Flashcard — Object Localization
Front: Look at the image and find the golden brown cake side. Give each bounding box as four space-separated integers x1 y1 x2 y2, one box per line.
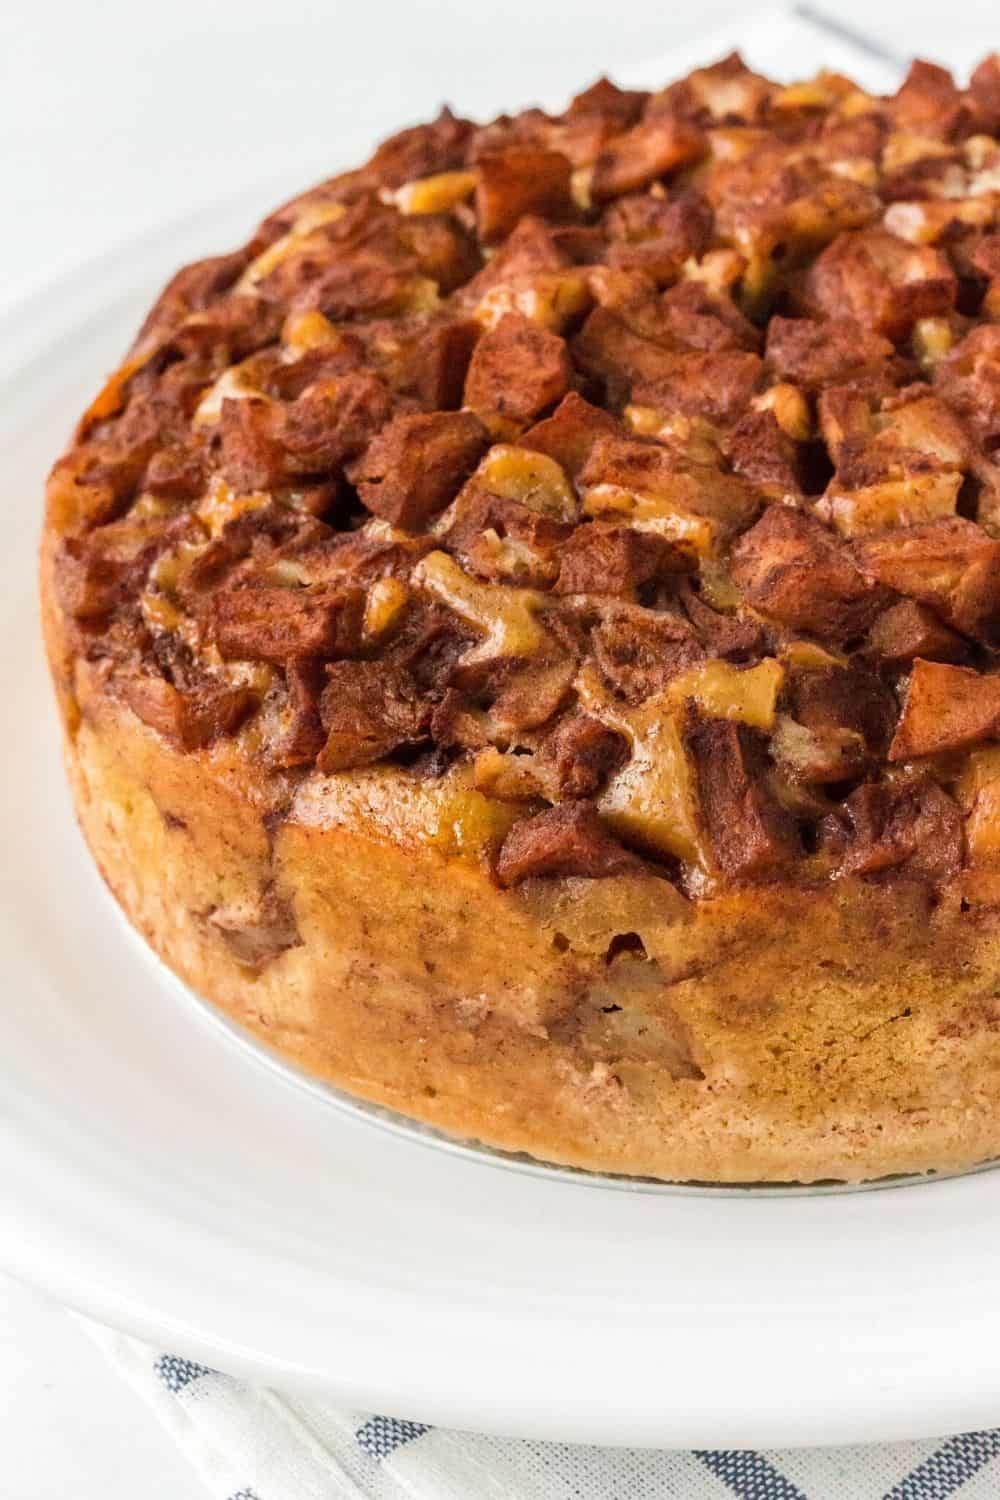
40 52 1000 1181
42 561 1000 1184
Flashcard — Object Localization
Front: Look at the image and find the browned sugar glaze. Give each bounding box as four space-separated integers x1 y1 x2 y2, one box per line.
48 52 1000 899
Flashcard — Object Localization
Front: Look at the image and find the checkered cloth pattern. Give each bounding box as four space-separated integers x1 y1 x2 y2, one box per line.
80 1319 1000 1500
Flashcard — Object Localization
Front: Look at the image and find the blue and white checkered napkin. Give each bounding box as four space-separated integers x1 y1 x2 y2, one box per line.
79 1317 1000 1500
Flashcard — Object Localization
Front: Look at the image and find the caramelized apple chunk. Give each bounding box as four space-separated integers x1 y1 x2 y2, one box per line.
890 659 1000 760
730 507 882 639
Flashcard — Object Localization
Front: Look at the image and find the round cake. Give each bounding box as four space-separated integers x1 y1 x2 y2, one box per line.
41 51 1000 1183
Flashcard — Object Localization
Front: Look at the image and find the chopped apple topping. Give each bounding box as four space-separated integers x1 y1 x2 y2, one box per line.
235 202 347 291
412 550 548 662
363 577 409 640
395 169 478 215
576 666 705 866
818 471 963 537
670 657 784 732
472 443 578 521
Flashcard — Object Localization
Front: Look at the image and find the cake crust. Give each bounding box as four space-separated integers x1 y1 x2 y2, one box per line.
40 50 1000 1181
45 598 1000 1182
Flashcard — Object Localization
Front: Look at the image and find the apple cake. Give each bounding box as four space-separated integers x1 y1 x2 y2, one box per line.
41 51 1000 1182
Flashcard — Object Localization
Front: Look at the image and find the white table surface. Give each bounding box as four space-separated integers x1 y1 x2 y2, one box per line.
2 1 996 1494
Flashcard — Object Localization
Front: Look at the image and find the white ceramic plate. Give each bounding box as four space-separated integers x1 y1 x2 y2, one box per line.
5 185 1000 1453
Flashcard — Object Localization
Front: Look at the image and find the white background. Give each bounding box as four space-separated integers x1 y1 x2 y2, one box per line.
2 1 998 1494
